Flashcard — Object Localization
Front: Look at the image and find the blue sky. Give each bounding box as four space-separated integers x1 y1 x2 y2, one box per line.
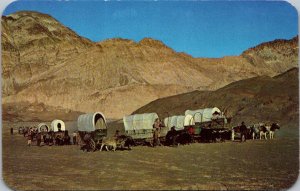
2 0 298 58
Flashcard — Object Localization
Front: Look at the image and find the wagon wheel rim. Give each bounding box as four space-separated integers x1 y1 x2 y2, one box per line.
89 139 96 151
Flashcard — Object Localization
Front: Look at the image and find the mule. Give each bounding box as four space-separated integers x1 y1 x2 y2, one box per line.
165 129 192 146
266 123 280 139
258 124 268 140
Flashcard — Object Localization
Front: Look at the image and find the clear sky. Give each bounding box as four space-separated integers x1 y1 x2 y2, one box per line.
2 0 298 58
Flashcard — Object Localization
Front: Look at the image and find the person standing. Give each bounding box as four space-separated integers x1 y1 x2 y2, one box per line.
153 118 161 147
37 133 42 146
10 127 13 135
27 128 32 146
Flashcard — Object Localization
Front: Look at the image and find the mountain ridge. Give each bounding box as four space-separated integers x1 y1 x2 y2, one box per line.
1 11 298 120
133 68 299 127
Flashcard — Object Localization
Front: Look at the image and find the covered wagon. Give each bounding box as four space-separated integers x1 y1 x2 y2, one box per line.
51 119 65 132
123 113 165 145
185 107 231 142
185 107 223 123
49 119 70 145
38 123 50 133
77 112 107 151
163 115 195 145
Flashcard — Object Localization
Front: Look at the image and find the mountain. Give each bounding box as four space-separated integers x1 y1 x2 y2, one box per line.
133 68 299 127
1 11 298 121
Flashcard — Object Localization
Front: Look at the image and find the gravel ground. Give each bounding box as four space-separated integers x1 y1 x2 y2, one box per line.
2 122 299 190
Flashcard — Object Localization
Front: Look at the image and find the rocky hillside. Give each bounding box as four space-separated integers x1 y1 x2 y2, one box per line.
1 11 298 121
134 68 299 127
2 11 93 96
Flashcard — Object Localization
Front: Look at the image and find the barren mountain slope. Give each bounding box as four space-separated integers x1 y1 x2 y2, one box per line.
1 11 298 121
2 11 94 96
134 68 299 127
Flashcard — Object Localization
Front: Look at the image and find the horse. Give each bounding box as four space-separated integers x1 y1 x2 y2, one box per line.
249 124 261 140
252 123 269 139
63 134 71 145
55 135 64 145
62 130 71 145
46 131 54 146
22 127 29 137
165 128 192 146
248 123 269 140
258 124 268 140
266 123 280 139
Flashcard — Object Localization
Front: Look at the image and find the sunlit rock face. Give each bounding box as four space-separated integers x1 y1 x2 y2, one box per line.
2 11 298 120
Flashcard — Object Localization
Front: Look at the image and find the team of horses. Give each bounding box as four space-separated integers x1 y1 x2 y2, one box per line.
232 122 280 141
18 126 71 146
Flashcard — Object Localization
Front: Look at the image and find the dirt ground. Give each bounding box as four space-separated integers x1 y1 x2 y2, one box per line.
2 122 299 190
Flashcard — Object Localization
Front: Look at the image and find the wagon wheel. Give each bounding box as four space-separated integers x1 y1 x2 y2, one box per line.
89 139 96 151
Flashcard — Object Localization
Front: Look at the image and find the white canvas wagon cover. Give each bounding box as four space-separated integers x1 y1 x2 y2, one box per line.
77 112 107 132
123 113 159 131
164 115 195 130
38 123 49 132
184 114 195 127
185 107 221 123
164 115 183 130
51 119 66 132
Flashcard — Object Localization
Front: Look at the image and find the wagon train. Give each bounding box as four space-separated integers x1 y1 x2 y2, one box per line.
76 112 108 151
17 106 280 149
122 107 232 146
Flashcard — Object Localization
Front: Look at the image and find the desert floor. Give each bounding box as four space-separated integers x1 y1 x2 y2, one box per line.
2 122 299 190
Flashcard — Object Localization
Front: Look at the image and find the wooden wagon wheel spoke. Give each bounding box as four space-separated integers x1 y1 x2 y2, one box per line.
89 139 96 151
